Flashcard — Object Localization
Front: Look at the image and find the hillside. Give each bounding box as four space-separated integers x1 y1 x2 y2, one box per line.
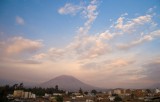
40 75 101 91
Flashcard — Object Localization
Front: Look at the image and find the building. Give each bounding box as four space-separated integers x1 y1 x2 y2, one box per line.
24 92 32 98
31 93 36 99
108 96 115 101
113 89 121 95
13 90 24 98
155 88 160 94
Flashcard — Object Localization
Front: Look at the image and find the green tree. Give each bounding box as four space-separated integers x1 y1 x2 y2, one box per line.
91 89 97 95
19 83 23 90
84 91 88 95
56 95 63 102
0 86 9 102
114 96 122 102
79 88 83 94
55 85 59 92
13 84 18 89
146 89 151 93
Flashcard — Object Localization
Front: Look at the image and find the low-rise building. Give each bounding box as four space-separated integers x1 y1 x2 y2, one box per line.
53 93 63 96
86 99 94 102
13 90 23 98
31 93 36 99
155 88 160 94
108 96 115 101
113 89 121 95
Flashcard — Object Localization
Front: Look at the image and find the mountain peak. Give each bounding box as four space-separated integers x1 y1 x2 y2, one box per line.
55 75 75 79
40 75 101 91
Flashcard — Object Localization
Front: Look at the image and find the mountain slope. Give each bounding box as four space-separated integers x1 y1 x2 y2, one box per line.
40 75 101 91
150 83 160 89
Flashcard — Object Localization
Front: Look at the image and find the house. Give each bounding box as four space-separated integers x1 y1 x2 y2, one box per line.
113 89 121 95
31 93 36 99
108 96 115 101
155 88 160 94
86 99 94 102
24 92 32 98
53 93 63 96
13 90 23 98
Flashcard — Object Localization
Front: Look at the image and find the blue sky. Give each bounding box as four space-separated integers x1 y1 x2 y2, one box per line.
1 0 159 47
0 0 160 88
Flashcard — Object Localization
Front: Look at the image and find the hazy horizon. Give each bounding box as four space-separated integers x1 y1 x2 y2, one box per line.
0 0 160 89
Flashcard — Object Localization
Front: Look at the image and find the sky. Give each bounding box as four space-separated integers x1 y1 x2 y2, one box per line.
0 0 160 88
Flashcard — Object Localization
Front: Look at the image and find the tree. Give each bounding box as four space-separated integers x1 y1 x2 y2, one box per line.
91 89 97 95
146 89 151 93
112 94 118 96
56 95 63 102
131 93 134 99
0 86 9 102
13 84 18 89
84 91 88 95
55 85 59 92
79 88 83 94
114 96 122 102
19 83 23 90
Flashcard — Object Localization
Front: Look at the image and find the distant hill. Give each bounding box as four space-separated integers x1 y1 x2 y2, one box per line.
150 83 160 89
40 75 102 91
0 79 37 87
0 79 17 86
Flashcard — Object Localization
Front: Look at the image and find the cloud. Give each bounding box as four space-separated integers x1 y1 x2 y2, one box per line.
58 3 82 15
150 30 160 37
115 58 160 86
117 35 152 49
6 37 43 55
45 34 111 60
18 59 41 64
73 35 111 59
47 0 101 60
99 30 113 40
116 30 160 50
82 58 135 70
82 62 102 70
114 15 152 33
1 1 160 88
16 16 25 25
33 53 47 60
142 59 160 82
109 59 135 67
58 0 98 35
148 6 157 13
78 0 98 35
134 58 160 87
121 13 128 16
14 7 159 88
44 8 160 61
0 36 43 56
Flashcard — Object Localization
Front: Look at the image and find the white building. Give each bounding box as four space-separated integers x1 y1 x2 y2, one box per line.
23 91 33 99
13 90 24 98
13 90 34 99
31 93 36 99
108 96 115 101
24 92 29 98
86 99 94 102
53 93 62 96
155 88 160 93
108 91 112 95
44 93 52 98
76 95 84 98
113 89 121 95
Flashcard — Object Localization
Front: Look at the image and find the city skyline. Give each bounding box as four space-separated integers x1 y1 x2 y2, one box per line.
0 0 160 88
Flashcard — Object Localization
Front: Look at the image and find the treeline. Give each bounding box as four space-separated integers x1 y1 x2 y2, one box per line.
25 86 65 96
